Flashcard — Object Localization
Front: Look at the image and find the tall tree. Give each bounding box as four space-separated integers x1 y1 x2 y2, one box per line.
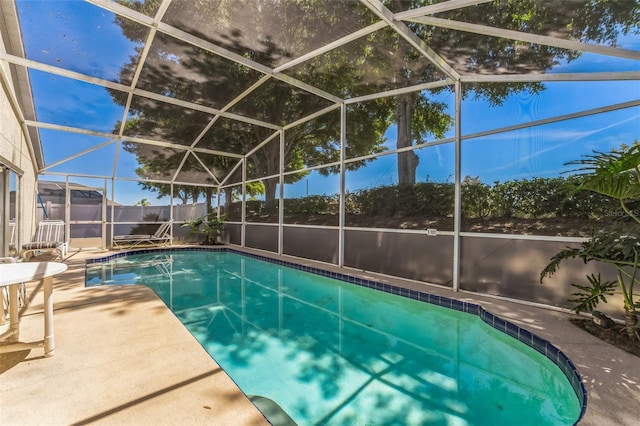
111 0 391 208
376 0 640 185
112 0 639 196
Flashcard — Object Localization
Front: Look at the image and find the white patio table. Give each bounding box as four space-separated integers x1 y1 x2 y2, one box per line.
0 261 67 357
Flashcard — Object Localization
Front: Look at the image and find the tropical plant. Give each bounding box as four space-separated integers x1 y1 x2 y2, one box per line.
540 145 640 340
182 212 227 245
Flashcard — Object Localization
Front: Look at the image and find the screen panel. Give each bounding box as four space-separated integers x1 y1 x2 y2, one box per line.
345 144 455 231
460 106 640 236
459 235 624 316
245 223 278 252
344 230 454 286
283 167 340 227
283 226 339 265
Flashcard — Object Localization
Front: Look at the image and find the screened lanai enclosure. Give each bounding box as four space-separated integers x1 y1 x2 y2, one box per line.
0 0 638 316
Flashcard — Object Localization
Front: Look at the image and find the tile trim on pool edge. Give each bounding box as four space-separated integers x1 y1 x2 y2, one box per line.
86 246 588 423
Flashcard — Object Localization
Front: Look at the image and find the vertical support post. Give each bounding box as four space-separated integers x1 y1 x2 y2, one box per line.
0 169 7 322
278 129 285 255
31 178 38 227
16 173 21 253
169 183 174 243
110 178 115 249
241 158 246 247
216 187 223 243
111 140 120 249
452 80 462 291
102 178 107 250
64 177 70 249
1 168 9 255
339 103 346 267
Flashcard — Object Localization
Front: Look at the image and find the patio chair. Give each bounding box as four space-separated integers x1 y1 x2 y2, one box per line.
20 220 68 261
112 221 172 248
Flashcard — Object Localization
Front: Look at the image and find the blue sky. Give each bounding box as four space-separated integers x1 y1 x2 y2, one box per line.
18 1 640 205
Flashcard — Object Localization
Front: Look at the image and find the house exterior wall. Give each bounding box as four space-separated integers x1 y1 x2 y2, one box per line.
0 26 38 248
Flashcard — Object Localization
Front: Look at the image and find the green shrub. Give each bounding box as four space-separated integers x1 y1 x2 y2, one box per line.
220 174 630 224
284 195 337 215
348 183 454 217
462 177 491 218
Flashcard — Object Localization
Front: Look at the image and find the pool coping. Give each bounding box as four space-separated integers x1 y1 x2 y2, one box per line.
86 246 588 424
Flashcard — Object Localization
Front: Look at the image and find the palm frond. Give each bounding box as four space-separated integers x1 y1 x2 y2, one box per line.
540 246 583 282
566 145 640 175
569 273 617 314
573 173 640 200
564 145 640 201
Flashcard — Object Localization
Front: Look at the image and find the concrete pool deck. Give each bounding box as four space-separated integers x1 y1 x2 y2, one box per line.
1 246 638 425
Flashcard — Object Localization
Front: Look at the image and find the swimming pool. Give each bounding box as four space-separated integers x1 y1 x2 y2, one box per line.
86 248 585 425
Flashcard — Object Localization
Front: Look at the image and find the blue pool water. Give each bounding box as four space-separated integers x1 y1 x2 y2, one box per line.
86 249 583 425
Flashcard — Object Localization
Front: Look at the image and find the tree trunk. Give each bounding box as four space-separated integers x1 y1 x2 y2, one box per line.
204 188 213 214
250 140 280 213
191 188 200 204
264 178 278 213
223 187 234 217
624 309 639 340
396 93 418 186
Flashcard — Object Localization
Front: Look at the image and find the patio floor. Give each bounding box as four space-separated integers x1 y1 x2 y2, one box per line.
1 247 638 425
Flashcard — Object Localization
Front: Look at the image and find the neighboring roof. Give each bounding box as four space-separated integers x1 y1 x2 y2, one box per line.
37 180 120 206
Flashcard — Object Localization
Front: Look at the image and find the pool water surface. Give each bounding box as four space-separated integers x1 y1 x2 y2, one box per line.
86 249 583 425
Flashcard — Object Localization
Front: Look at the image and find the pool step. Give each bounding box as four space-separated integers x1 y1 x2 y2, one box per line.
248 395 297 426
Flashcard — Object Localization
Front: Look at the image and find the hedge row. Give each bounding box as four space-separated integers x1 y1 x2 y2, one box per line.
225 176 633 220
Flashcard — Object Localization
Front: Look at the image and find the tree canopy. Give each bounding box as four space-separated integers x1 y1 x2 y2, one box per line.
112 0 394 207
110 0 640 201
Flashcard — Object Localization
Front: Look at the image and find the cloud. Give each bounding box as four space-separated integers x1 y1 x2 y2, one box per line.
475 111 640 176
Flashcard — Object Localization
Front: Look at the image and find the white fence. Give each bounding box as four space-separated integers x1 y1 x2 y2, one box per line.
35 202 208 238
